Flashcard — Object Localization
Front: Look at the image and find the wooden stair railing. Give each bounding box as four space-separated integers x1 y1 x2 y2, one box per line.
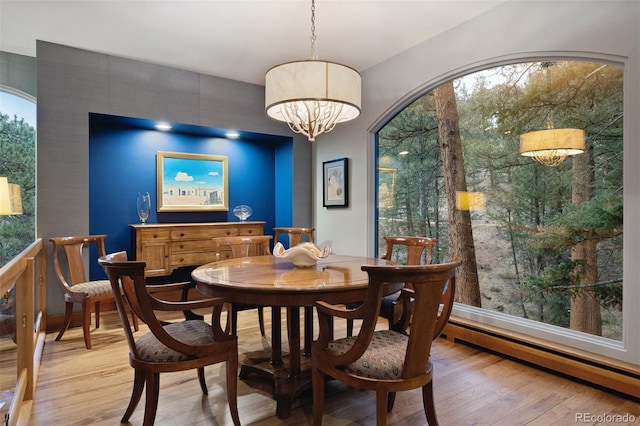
0 239 47 426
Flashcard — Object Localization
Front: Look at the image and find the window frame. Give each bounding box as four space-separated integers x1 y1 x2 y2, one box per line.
372 55 636 364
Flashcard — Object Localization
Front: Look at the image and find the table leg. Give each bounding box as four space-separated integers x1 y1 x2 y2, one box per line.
273 306 312 418
303 306 313 356
239 306 283 380
270 306 282 366
287 307 301 377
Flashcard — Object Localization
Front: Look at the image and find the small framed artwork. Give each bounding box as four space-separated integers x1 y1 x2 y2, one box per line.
156 150 229 212
323 157 349 207
378 167 397 208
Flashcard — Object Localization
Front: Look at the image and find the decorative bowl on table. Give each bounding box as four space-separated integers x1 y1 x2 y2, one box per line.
273 242 331 267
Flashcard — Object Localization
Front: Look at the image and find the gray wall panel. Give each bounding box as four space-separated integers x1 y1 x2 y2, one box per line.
37 43 113 313
199 74 281 133
108 56 201 122
36 41 312 315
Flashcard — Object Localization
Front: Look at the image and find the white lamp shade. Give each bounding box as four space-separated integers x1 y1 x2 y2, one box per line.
0 177 23 215
519 128 585 166
265 60 361 123
520 128 585 157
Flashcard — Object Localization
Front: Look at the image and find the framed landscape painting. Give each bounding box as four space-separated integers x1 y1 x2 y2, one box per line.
156 151 228 212
323 157 348 207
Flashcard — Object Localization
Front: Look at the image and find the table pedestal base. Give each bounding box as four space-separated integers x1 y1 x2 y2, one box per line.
236 306 315 418
239 354 312 418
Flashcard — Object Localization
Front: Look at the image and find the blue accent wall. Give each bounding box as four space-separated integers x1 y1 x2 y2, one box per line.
274 141 293 226
88 113 292 279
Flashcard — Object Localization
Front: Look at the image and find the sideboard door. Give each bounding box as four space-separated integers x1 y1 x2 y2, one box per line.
140 239 171 276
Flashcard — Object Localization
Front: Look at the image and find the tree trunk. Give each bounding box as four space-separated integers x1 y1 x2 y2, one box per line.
434 81 482 306
570 144 601 335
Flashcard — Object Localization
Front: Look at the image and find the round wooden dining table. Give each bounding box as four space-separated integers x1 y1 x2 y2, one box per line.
191 253 398 418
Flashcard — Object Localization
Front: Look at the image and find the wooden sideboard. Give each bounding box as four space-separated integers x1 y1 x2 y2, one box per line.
130 222 265 277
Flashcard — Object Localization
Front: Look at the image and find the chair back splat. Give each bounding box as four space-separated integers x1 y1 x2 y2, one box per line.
212 235 273 337
380 235 435 265
273 227 315 248
347 235 441 337
312 261 460 426
99 251 240 426
214 235 272 260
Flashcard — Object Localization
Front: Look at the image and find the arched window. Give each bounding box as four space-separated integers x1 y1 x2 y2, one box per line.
0 87 36 266
376 60 623 344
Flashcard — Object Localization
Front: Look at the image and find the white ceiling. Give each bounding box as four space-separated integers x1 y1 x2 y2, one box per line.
1 1 506 86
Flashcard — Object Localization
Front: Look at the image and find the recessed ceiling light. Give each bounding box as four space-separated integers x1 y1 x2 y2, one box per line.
155 122 172 131
225 130 240 139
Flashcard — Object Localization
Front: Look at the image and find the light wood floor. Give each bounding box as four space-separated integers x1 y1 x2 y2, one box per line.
29 309 639 426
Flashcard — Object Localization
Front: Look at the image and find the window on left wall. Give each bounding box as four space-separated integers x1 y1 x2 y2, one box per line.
0 89 36 266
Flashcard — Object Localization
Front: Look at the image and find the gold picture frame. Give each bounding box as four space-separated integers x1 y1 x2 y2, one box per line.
156 151 228 212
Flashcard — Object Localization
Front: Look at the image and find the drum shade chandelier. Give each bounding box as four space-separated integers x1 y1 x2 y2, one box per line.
520 127 585 167
265 0 361 142
519 62 585 167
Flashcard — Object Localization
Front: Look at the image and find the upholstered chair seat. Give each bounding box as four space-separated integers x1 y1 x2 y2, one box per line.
68 279 112 297
327 329 409 379
135 320 217 362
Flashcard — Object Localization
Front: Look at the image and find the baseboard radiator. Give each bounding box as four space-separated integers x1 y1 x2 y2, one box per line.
443 316 639 399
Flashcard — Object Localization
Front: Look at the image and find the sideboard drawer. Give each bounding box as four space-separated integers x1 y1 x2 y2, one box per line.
171 228 239 240
238 225 264 235
171 239 216 253
137 229 171 241
171 251 215 267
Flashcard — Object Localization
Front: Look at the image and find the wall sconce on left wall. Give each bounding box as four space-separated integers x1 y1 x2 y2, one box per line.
0 177 23 215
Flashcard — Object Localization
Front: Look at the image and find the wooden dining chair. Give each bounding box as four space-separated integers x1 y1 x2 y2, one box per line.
50 235 138 349
98 251 240 426
273 227 315 248
213 235 272 336
312 261 460 426
346 236 440 337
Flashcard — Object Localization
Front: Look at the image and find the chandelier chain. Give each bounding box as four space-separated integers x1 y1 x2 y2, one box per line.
543 61 557 130
310 0 317 59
